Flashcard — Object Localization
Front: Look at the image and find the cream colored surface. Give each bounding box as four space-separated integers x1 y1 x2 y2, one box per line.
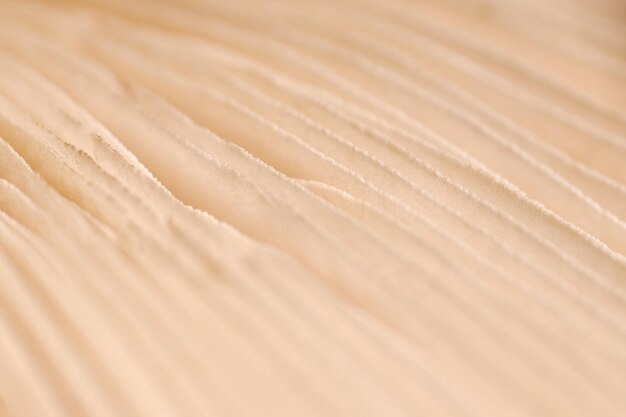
0 0 625 416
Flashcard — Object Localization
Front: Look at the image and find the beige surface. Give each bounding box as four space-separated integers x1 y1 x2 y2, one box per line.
0 0 625 416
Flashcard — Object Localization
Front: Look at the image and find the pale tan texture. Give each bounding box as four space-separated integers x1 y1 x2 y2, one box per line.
0 0 625 416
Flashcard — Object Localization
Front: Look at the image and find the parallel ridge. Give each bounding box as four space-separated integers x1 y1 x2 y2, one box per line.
0 0 624 416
